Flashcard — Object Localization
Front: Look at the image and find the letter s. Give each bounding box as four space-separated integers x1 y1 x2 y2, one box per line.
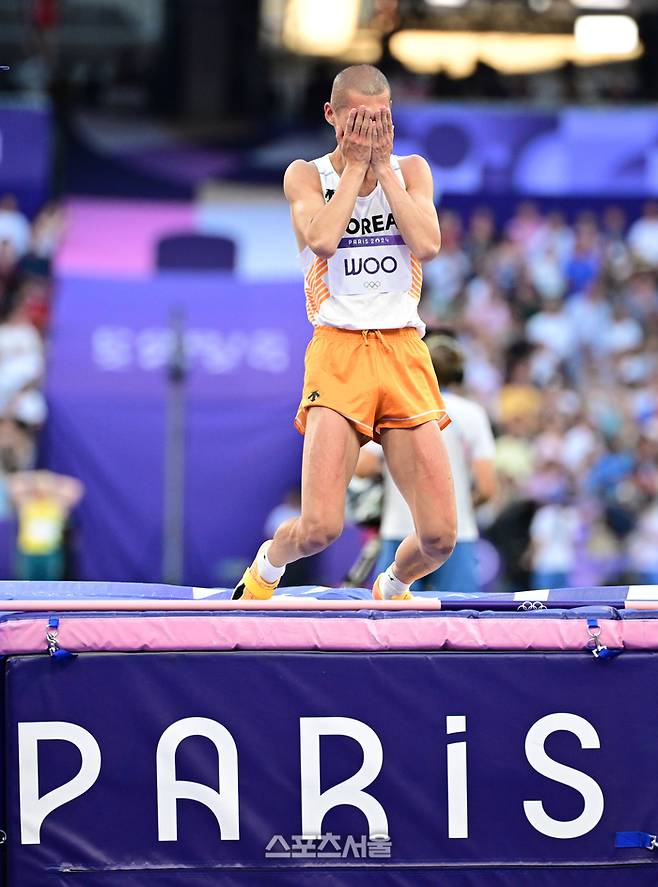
524 713 604 839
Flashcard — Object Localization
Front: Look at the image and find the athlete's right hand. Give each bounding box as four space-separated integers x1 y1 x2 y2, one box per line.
338 106 372 170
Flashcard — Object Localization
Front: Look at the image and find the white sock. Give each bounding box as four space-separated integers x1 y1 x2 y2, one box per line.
378 564 410 600
257 542 286 584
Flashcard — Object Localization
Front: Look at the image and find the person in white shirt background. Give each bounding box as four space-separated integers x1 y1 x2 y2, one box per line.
527 481 579 590
355 333 497 593
627 201 658 268
0 194 31 258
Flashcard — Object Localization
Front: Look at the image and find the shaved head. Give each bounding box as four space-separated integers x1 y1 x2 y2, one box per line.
330 65 390 110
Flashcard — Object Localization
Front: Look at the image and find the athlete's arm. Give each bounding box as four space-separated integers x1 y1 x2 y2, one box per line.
371 108 441 262
284 107 372 259
472 459 497 505
466 403 497 505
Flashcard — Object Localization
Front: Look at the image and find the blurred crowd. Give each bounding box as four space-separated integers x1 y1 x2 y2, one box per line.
419 200 658 590
0 194 61 486
0 195 82 582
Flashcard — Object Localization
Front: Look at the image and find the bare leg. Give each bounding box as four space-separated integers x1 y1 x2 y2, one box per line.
268 407 362 567
380 422 457 585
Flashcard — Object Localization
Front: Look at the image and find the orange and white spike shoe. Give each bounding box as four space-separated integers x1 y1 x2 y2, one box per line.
232 542 280 601
372 573 414 601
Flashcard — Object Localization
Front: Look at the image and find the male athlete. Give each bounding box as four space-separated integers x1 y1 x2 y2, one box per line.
233 64 456 602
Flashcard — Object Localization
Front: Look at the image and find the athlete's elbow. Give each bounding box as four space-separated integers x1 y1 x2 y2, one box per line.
307 237 338 259
416 237 441 262
309 241 337 259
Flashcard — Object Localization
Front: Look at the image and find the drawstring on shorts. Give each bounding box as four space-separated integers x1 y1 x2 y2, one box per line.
361 329 392 351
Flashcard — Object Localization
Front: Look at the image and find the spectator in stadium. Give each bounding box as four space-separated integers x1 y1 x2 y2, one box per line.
0 295 46 430
464 206 497 273
421 210 471 321
629 501 658 585
0 194 31 258
0 239 20 314
7 470 84 581
628 200 658 267
506 200 543 248
563 217 602 297
528 487 579 590
19 201 65 279
412 197 658 591
0 192 57 579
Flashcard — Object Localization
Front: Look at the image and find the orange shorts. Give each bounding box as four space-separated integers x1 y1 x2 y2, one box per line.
294 326 451 443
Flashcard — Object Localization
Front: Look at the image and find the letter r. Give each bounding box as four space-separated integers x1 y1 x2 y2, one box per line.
300 717 388 838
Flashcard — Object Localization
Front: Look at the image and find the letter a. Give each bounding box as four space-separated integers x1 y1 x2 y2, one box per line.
300 717 388 837
157 717 239 841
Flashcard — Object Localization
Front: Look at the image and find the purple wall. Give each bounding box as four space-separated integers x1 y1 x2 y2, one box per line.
5 650 658 885
41 273 315 586
0 101 52 215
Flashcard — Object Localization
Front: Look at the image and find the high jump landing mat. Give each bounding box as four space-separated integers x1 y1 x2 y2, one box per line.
0 581 657 886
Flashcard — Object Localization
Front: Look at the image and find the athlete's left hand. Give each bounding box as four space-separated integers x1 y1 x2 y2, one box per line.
370 107 394 171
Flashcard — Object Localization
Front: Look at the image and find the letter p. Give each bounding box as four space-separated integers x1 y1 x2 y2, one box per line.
19 721 102 845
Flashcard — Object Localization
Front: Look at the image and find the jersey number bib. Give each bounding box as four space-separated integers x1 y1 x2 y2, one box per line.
328 236 413 297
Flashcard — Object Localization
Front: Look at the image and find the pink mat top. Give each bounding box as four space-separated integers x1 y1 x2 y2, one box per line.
1 612 657 656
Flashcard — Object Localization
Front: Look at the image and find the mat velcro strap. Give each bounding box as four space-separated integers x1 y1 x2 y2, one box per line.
51 647 76 661
587 617 623 659
615 831 658 850
595 646 623 659
46 616 77 661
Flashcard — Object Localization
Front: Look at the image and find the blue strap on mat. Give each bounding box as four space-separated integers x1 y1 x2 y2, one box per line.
46 616 76 661
587 618 623 659
616 831 658 850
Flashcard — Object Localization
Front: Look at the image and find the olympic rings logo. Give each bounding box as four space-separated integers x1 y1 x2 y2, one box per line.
363 281 381 290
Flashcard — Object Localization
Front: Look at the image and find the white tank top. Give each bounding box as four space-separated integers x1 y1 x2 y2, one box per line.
300 154 425 335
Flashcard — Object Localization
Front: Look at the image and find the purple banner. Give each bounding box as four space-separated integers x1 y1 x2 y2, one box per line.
337 234 405 249
5 650 658 885
41 274 310 586
0 101 51 215
391 105 658 198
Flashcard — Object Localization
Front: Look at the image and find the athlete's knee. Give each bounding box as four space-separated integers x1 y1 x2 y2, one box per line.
298 516 343 556
418 521 457 564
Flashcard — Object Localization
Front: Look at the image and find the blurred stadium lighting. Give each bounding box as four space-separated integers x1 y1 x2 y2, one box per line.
424 0 469 7
283 0 360 55
389 31 478 76
571 0 630 8
528 0 553 12
390 25 641 76
575 14 639 55
337 30 383 64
